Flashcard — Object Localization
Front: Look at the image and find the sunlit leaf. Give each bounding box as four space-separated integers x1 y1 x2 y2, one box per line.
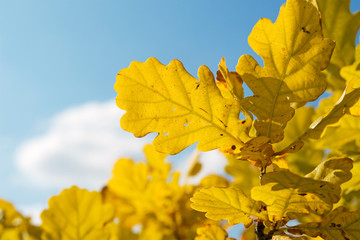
288 206 360 240
237 136 274 168
236 0 335 143
190 187 267 227
340 59 360 116
274 106 314 153
41 186 114 240
251 171 339 221
216 57 244 101
317 0 360 91
305 157 353 185
300 86 360 140
115 57 249 154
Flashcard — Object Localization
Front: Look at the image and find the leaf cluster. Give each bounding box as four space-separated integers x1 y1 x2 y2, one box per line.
112 0 360 239
1 0 360 239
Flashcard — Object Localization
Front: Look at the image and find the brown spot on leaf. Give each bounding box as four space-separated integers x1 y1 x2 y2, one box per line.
301 26 310 34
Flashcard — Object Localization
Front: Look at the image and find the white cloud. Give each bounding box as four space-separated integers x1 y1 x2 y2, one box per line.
13 100 229 224
15 100 150 190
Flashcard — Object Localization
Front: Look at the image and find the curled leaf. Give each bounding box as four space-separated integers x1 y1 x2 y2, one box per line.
305 157 353 185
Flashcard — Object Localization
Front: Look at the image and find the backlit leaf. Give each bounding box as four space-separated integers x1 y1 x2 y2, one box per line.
251 171 339 221
115 57 248 154
216 57 244 101
273 106 324 175
305 157 353 185
41 186 114 240
340 59 360 116
237 136 274 168
317 0 360 91
288 206 360 240
303 85 360 139
236 0 335 143
274 106 315 153
190 187 267 227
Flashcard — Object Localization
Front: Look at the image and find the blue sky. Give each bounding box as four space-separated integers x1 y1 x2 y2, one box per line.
0 0 359 228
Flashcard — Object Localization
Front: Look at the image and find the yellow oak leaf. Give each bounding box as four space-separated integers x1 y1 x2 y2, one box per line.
190 187 267 227
108 158 149 200
236 0 335 143
41 186 114 240
216 57 244 101
315 114 360 156
304 85 360 139
305 157 353 185
237 136 274 168
273 106 315 153
194 223 228 240
115 57 248 154
283 143 324 176
340 59 360 116
317 0 360 91
251 171 340 221
288 206 360 240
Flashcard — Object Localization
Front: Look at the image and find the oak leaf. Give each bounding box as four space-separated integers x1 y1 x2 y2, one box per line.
236 0 335 143
303 85 360 139
251 171 340 221
190 187 267 227
288 206 360 240
305 157 353 185
317 0 360 90
41 186 114 240
115 57 248 154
